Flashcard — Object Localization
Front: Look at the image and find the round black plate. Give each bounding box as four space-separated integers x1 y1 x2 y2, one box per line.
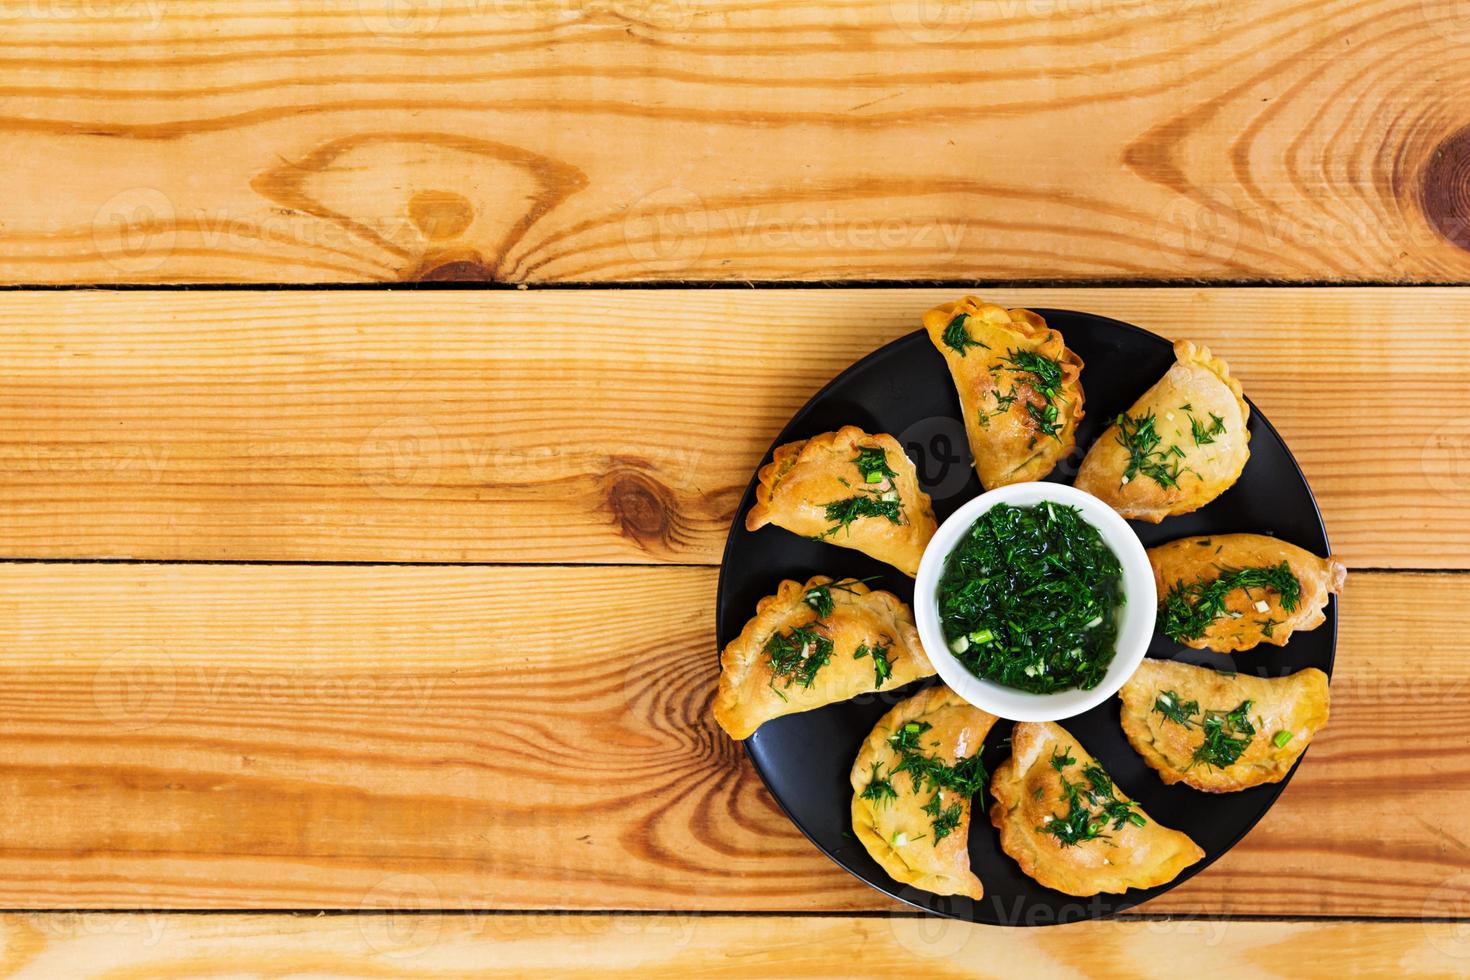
715 309 1335 925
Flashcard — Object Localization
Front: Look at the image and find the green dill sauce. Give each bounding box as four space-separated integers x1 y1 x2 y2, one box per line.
937 502 1124 694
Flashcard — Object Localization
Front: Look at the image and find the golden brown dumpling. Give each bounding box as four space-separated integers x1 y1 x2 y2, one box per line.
1119 659 1330 793
850 685 997 899
1075 340 1249 523
989 721 1203 897
713 576 933 740
1152 533 1346 651
922 296 1084 489
746 426 937 576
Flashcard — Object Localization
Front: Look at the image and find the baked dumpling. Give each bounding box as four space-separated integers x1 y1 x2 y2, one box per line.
921 296 1084 489
850 685 997 899
1075 341 1249 523
746 426 937 576
713 576 934 740
989 721 1203 897
1152 533 1346 651
1119 659 1330 793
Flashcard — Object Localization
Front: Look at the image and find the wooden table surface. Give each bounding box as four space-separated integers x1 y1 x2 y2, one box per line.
2 3 1469 976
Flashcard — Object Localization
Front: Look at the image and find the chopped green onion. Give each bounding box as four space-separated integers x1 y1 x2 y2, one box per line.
865 471 884 484
1273 730 1294 748
969 628 995 645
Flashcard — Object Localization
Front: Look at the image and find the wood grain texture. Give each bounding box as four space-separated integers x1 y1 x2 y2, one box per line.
3 0 1470 284
4 913 1469 978
0 562 1461 917
0 287 1463 567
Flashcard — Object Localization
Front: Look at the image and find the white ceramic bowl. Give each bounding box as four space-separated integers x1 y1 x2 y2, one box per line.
913 482 1155 722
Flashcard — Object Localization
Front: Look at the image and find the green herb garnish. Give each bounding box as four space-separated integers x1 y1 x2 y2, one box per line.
860 761 898 807
802 577 874 618
888 720 931 754
1189 411 1227 446
942 313 987 356
1161 562 1302 642
1037 751 1145 847
1152 689 1200 728
1273 730 1294 749
1114 410 1189 489
818 452 904 538
1224 699 1257 737
1191 700 1256 769
892 750 987 799
1150 692 1260 768
853 641 894 688
885 718 987 843
1026 400 1062 440
937 502 1124 694
980 349 1066 439
922 792 965 845
1000 349 1063 402
851 446 898 485
819 493 902 537
763 624 833 695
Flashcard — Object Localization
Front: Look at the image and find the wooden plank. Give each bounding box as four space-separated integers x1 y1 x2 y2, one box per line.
0 562 1459 916
4 913 1468 978
1 1 1469 285
0 287 1462 567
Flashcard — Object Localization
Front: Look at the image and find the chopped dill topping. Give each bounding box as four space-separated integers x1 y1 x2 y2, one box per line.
1161 562 1302 642
1114 410 1189 489
884 718 987 843
860 761 897 807
802 577 874 618
1191 700 1257 769
851 446 898 485
853 640 894 688
1153 693 1260 769
942 313 988 356
1037 751 1145 847
1189 411 1227 446
763 624 833 696
818 493 902 537
922 792 965 845
1152 689 1201 728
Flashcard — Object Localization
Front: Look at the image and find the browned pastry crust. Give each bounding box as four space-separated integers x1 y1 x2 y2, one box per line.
713 576 932 740
850 685 996 899
1118 659 1330 793
1149 533 1347 651
746 425 937 576
989 721 1204 897
1075 340 1249 523
921 296 1085 489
